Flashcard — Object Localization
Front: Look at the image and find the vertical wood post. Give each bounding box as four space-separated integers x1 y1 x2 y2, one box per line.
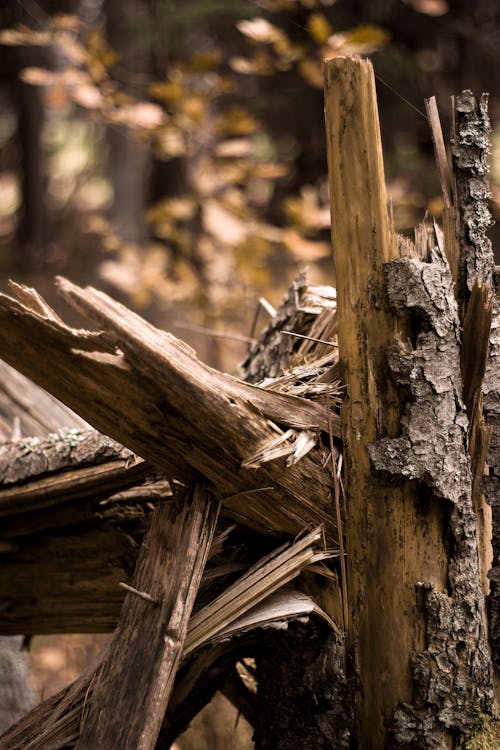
75 485 219 750
324 56 449 748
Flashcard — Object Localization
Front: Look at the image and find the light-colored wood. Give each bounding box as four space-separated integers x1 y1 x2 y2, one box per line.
425 96 459 286
75 486 219 750
324 57 448 747
0 279 339 544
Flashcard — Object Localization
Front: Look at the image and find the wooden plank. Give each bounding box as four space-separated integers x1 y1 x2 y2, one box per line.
75 485 219 750
0 280 338 543
324 57 449 747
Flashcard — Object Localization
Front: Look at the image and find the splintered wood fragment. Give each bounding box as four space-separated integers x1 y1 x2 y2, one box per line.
0 526 333 750
185 526 332 654
425 96 460 285
425 97 452 208
324 56 449 747
0 278 339 543
75 486 219 750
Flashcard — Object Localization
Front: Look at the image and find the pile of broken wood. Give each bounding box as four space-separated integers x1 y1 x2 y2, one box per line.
0 272 344 749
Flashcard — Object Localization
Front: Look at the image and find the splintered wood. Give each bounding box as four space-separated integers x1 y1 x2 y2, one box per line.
325 57 492 748
0 278 338 544
75 487 219 750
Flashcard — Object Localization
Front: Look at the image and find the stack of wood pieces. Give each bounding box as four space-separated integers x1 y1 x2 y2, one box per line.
0 274 343 749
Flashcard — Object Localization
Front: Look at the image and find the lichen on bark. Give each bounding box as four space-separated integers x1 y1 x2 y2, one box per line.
452 91 494 296
367 247 493 747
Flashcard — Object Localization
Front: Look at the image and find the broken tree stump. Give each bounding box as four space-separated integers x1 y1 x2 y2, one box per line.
324 56 492 748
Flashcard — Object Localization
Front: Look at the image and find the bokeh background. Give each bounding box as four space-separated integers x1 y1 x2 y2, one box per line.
1 0 499 746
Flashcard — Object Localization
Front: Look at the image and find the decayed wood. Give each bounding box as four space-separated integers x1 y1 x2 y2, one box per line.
324 56 454 748
75 486 218 750
0 429 158 634
0 528 329 749
369 249 492 745
0 359 88 442
324 58 496 747
0 278 339 544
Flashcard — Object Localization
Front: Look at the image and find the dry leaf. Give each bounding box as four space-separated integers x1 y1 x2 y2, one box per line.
71 84 103 110
307 13 333 45
237 18 283 45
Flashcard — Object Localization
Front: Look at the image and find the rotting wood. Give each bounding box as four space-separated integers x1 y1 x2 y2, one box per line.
75 485 219 750
0 278 339 544
324 56 453 748
369 248 493 745
0 527 330 749
452 91 494 306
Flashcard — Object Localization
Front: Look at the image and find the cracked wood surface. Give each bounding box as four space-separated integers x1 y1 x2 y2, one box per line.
325 57 457 749
75 486 219 750
0 278 339 544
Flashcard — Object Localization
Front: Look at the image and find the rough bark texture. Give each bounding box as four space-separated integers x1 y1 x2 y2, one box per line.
483 288 500 667
452 91 494 300
254 621 349 750
451 90 500 673
368 249 493 747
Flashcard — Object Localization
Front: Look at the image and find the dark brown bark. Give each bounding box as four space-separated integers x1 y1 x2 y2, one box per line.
254 621 349 750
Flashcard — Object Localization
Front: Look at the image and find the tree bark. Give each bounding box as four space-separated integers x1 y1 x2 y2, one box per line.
325 57 493 748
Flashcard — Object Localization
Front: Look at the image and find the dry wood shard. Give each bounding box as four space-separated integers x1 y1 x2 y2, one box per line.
75 486 219 750
0 278 339 543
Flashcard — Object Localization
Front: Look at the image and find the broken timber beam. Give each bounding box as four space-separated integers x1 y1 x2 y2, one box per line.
75 486 219 750
324 56 492 748
0 279 339 544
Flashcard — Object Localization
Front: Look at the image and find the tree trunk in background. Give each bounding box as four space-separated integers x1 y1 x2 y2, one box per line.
0 638 35 736
105 0 151 245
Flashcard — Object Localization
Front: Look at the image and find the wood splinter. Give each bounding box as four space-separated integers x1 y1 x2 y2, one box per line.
118 581 159 606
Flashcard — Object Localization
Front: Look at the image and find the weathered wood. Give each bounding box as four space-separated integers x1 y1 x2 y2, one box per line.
324 57 455 748
451 91 494 306
76 486 218 750
0 279 339 544
369 250 492 745
451 91 499 679
0 359 88 442
0 430 157 634
0 528 328 749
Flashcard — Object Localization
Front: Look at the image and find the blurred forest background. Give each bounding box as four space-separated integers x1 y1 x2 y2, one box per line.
0 0 499 747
